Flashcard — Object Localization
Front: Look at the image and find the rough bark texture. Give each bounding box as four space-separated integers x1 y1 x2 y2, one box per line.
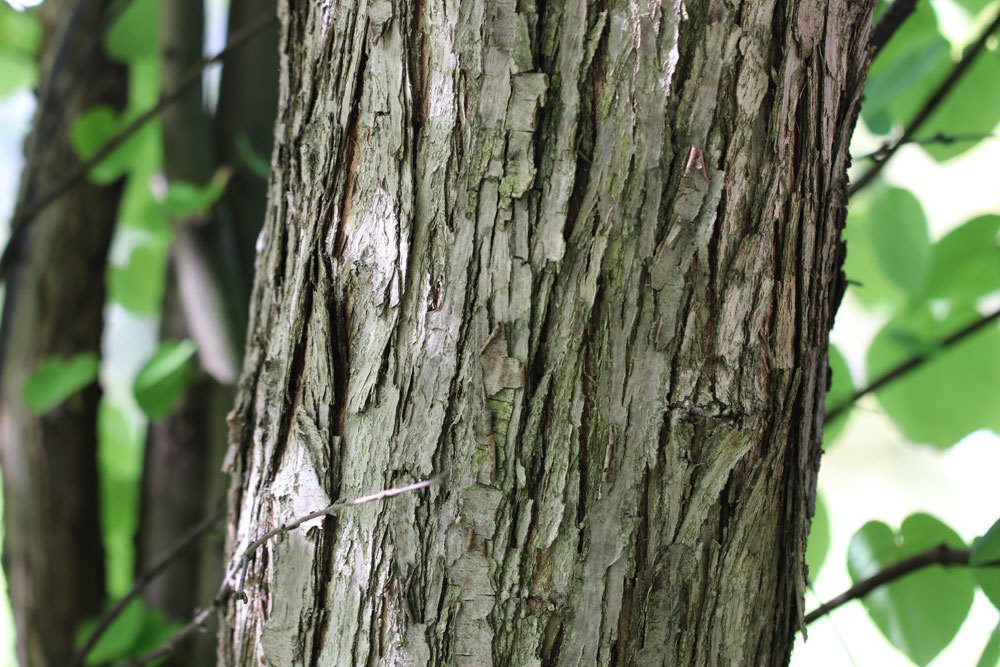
224 1 873 664
0 1 125 664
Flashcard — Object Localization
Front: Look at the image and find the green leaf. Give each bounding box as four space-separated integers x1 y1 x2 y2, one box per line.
974 564 1000 611
108 242 168 315
920 43 1000 162
75 599 145 665
119 173 170 233
926 215 1000 303
164 177 227 217
867 186 932 297
978 622 1000 667
863 1 951 134
843 184 931 308
824 344 853 445
96 399 141 596
104 0 159 62
22 353 100 414
97 401 138 480
0 53 35 97
69 106 142 184
235 134 271 180
972 517 1000 611
0 5 40 57
972 517 1000 565
847 514 975 665
868 305 1000 448
133 339 197 419
806 493 831 578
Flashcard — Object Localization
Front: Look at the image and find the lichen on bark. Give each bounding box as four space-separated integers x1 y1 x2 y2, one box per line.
223 0 874 664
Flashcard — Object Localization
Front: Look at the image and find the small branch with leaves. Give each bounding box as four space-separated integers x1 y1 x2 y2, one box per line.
854 132 996 162
825 306 1000 424
70 505 227 667
850 5 1000 196
869 0 920 58
806 544 999 625
0 10 278 280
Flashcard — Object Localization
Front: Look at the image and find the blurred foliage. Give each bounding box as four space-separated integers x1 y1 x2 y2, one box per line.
0 3 39 97
133 338 196 419
810 0 1000 661
22 352 99 414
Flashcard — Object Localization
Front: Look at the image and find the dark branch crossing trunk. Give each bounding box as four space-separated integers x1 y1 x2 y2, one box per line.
222 1 873 664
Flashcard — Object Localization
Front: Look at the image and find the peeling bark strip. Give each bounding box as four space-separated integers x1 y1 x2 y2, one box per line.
224 1 873 664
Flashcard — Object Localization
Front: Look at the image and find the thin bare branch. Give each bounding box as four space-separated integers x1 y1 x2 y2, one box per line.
124 608 214 666
805 544 978 625
825 306 1000 424
869 0 919 58
70 504 225 667
850 5 1000 196
123 477 443 666
854 132 995 161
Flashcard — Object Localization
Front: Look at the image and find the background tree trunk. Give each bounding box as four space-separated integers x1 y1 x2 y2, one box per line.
0 1 126 664
223 0 873 664
137 1 278 664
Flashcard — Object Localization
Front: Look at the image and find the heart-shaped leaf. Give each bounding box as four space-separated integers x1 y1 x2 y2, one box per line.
22 353 100 414
847 513 975 665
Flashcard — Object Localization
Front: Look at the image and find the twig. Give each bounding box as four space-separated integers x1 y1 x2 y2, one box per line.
850 5 1000 196
805 544 972 624
825 306 1000 424
70 504 226 667
123 477 443 666
854 132 995 161
124 607 214 666
869 0 919 58
0 10 277 279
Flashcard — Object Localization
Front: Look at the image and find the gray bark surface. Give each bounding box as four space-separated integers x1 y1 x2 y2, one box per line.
0 1 126 664
224 1 873 664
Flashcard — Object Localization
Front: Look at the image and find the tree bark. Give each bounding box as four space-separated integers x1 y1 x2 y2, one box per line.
223 1 873 664
0 1 126 664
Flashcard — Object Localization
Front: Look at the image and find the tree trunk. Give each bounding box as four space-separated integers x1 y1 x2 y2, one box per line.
137 2 278 665
0 1 126 664
223 1 873 664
